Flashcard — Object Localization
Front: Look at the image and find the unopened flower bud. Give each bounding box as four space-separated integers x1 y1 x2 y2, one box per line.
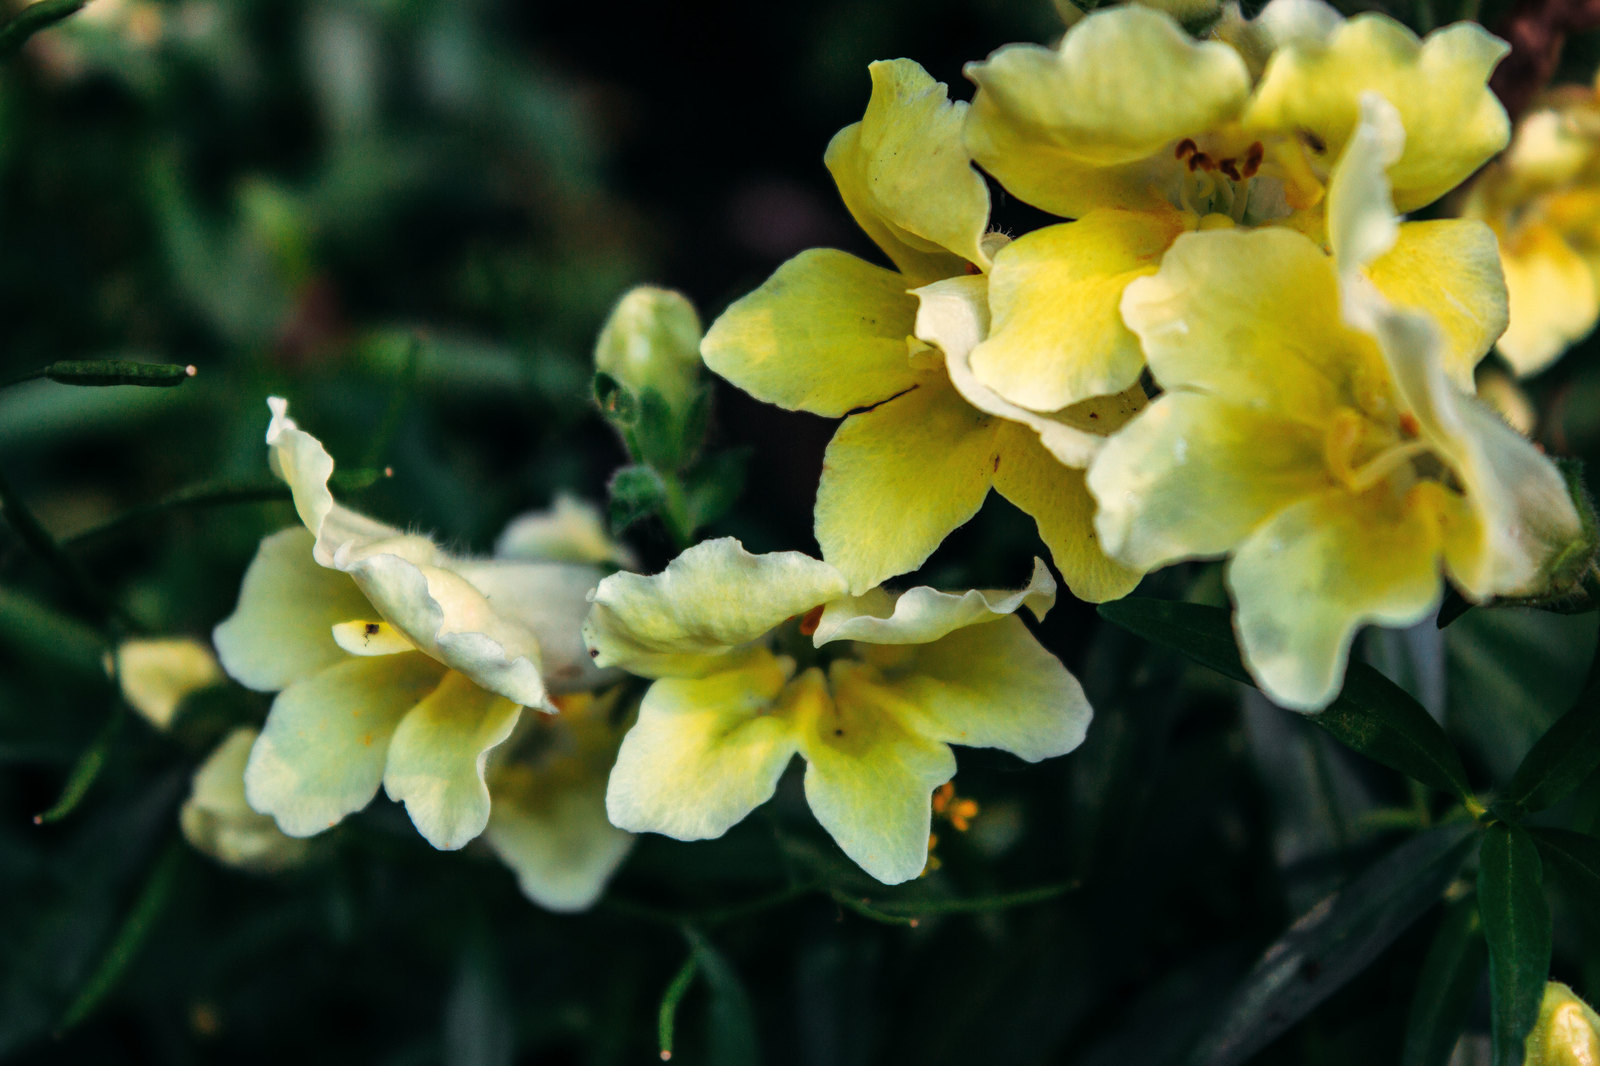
1525 982 1600 1066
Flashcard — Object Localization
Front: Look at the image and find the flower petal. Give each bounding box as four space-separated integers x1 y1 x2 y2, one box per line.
971 210 1184 411
825 59 991 283
1089 392 1330 569
383 670 523 850
494 493 639 570
584 538 849 678
700 248 920 418
244 653 447 837
115 637 224 730
815 379 999 594
850 616 1092 762
1228 484 1446 711
991 422 1144 603
1366 220 1508 389
801 661 957 884
181 728 310 872
1496 222 1600 377
484 768 633 912
449 560 612 694
605 650 802 839
965 6 1251 217
213 527 374 692
813 557 1054 646
1244 16 1510 211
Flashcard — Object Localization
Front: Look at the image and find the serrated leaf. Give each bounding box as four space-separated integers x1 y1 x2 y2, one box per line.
1189 822 1477 1066
1099 599 1473 800
1402 894 1487 1066
1479 823 1552 1066
1503 662 1600 814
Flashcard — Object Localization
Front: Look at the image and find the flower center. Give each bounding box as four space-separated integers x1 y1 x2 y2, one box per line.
1167 131 1325 225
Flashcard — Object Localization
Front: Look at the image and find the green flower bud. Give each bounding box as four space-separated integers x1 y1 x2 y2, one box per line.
1526 982 1600 1066
593 286 708 471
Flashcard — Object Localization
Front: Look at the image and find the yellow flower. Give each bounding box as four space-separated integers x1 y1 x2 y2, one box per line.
111 637 225 731
584 538 1090 884
701 58 1144 600
213 399 611 851
1087 106 1583 710
962 0 1510 410
1460 74 1600 375
180 728 311 873
1526 982 1600 1066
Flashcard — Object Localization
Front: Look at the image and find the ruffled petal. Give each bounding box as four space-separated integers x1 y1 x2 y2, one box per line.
1088 392 1329 569
1496 222 1600 377
1244 15 1510 211
244 653 448 837
970 210 1185 411
213 527 374 692
180 728 310 872
584 538 849 678
825 59 991 283
965 5 1251 217
1228 484 1447 711
801 661 957 885
816 379 999 594
383 670 523 850
604 650 803 839
700 248 921 418
813 557 1054 646
449 560 611 693
484 767 633 912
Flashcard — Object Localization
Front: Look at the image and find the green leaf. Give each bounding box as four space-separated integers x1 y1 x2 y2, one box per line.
40 360 197 388
1478 822 1552 1066
1099 598 1473 800
606 465 668 534
1189 822 1477 1066
683 447 751 533
1402 894 1487 1066
685 929 759 1066
0 0 86 61
34 709 124 825
593 372 638 428
1528 827 1600 924
656 953 698 1061
1502 661 1600 814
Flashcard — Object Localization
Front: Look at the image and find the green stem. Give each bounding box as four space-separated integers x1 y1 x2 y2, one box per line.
656 952 699 1061
827 889 921 927
0 464 134 631
0 0 88 61
362 336 421 470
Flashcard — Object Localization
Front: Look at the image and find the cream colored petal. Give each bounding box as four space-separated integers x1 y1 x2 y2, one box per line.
115 637 224 730
801 661 958 885
1228 484 1447 712
244 653 448 837
1089 392 1330 569
1326 91 1404 279
181 728 310 872
213 527 374 692
1244 16 1510 211
484 768 633 912
494 493 639 570
584 538 849 678
991 422 1145 603
604 650 803 840
1497 223 1600 377
815 379 999 594
383 670 523 850
700 248 921 418
825 59 991 283
971 210 1184 412
855 616 1092 762
813 558 1054 646
965 6 1251 217
593 286 704 420
1217 0 1343 76
449 560 613 694
1366 220 1508 389
1121 227 1389 419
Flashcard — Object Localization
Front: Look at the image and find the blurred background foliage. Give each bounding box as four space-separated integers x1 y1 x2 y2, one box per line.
1 0 1598 1063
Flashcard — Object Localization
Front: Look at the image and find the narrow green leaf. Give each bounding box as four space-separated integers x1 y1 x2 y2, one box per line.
0 583 109 675
656 952 698 1061
683 446 751 534
43 360 196 388
0 0 86 60
0 464 131 629
1503 662 1600 814
1189 822 1477 1066
685 929 759 1066
1402 894 1487 1066
1528 827 1600 923
58 838 187 1032
34 709 124 824
1099 598 1473 800
1479 822 1552 1066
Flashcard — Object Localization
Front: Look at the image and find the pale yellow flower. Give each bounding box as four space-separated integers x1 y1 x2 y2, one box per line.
180 728 310 873
1526 982 1600 1066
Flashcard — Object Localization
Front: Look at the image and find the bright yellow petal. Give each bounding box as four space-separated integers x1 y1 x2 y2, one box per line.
856 615 1092 762
825 59 990 283
965 6 1251 217
1121 227 1389 419
584 538 849 678
1366 219 1508 389
1244 16 1510 211
1228 483 1446 711
700 248 920 418
180 728 310 872
812 557 1055 646
991 423 1144 602
971 210 1184 412
213 527 374 692
484 766 632 912
244 653 448 837
1497 222 1600 377
815 378 999 594
604 649 803 840
801 660 957 884
1088 392 1329 569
